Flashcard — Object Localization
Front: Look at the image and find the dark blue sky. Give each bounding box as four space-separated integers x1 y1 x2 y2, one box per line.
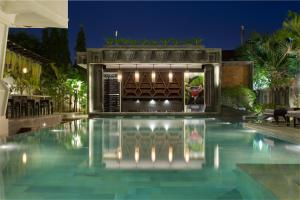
12 1 300 61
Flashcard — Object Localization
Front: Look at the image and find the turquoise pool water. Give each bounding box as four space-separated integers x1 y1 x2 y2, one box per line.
0 117 299 200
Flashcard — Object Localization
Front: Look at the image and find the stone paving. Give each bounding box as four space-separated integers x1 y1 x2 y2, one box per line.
244 122 300 144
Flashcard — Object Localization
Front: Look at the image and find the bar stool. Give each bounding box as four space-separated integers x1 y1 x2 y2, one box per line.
14 101 21 118
6 98 13 118
50 101 54 114
20 96 28 117
27 99 35 117
35 101 40 116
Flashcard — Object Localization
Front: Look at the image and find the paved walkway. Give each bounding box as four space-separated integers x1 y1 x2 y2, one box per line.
244 122 300 144
238 164 300 200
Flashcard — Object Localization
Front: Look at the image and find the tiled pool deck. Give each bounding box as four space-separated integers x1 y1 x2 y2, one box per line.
244 122 300 144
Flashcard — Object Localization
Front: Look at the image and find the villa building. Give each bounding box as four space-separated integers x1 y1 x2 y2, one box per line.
77 46 252 115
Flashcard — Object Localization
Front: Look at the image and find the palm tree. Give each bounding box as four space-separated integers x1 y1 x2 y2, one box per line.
283 11 300 57
242 33 296 89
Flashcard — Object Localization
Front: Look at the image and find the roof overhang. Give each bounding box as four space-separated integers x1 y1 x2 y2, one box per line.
0 0 68 28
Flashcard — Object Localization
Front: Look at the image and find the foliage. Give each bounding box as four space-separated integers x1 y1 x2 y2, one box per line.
4 50 42 94
283 11 300 49
222 86 256 110
189 74 204 86
237 11 300 90
41 28 72 74
8 31 41 53
41 63 87 113
104 37 203 47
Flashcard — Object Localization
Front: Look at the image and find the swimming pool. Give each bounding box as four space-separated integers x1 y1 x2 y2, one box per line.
0 117 299 199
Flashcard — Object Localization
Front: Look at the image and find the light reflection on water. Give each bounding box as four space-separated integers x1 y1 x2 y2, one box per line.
0 118 299 200
99 119 206 170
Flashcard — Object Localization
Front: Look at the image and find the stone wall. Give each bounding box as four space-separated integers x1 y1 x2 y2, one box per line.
9 114 62 135
221 61 253 88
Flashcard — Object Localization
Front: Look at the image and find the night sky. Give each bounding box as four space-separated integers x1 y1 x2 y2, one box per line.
12 1 300 62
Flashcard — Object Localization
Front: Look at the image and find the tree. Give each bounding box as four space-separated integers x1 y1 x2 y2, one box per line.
239 32 297 89
75 25 86 52
8 31 41 53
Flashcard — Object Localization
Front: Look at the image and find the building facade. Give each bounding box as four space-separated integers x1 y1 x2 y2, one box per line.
78 46 222 114
77 46 252 115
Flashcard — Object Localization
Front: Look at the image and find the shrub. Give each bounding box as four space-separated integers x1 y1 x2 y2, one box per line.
222 86 256 110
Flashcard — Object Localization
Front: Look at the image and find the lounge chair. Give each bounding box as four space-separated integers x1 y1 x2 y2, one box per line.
262 109 274 119
286 110 300 127
262 108 287 124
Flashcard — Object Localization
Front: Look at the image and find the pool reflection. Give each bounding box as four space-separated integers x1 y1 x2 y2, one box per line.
98 119 206 169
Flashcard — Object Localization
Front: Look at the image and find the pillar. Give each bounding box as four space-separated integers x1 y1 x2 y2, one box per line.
0 21 9 137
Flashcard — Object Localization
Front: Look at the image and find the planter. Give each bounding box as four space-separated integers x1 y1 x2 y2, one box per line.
137 50 152 62
121 50 135 61
154 50 169 61
171 50 185 62
104 50 119 61
188 50 202 62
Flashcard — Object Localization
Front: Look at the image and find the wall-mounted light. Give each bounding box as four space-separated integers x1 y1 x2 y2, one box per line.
149 99 156 105
214 64 220 87
135 146 140 163
135 64 139 82
168 146 173 163
163 99 170 105
168 64 173 83
117 148 122 160
185 147 190 163
151 146 156 162
184 64 189 79
151 64 156 83
117 64 122 82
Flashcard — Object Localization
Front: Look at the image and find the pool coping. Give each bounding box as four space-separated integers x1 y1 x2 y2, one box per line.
244 122 300 145
89 112 219 117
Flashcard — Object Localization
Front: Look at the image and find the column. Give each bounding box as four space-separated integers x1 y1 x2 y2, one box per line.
0 20 9 136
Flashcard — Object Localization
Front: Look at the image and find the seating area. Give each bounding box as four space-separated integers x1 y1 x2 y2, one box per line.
6 95 53 119
262 108 300 127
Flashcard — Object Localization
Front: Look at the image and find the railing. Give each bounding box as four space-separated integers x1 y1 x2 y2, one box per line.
6 95 53 119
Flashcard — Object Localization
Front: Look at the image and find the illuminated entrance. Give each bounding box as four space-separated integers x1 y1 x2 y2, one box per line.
77 46 221 114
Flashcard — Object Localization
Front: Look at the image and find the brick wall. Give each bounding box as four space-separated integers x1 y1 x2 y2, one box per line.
221 61 252 88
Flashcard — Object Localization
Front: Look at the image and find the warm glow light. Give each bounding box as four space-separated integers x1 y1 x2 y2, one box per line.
259 140 263 151
168 71 173 82
184 70 189 79
164 99 170 105
149 122 156 132
151 146 156 162
135 71 139 82
185 148 190 163
22 67 28 74
214 64 220 86
214 145 219 169
151 71 156 82
135 146 140 163
117 71 122 82
71 135 82 148
22 153 27 164
136 99 140 104
164 123 169 131
149 99 156 105
168 146 173 163
117 148 122 160
42 122 46 127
